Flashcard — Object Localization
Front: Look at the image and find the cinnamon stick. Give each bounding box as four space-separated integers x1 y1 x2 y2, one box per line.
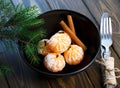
60 20 87 51
67 15 76 34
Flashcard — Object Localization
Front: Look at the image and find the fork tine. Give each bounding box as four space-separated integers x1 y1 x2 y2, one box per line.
100 13 112 39
109 17 112 37
104 17 107 38
100 15 104 38
106 17 109 38
104 16 112 39
104 18 108 38
101 16 105 38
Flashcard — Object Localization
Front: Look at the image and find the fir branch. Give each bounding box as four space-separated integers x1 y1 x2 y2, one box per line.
6 5 40 27
0 26 22 39
21 18 45 28
23 44 40 65
0 1 45 41
19 28 46 44
27 30 45 44
14 3 24 12
0 64 11 76
0 0 16 26
0 0 46 65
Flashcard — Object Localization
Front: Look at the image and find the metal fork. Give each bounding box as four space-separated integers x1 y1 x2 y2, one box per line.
100 12 112 58
100 13 117 88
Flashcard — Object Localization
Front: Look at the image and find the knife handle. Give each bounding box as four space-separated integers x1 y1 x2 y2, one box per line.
103 57 117 87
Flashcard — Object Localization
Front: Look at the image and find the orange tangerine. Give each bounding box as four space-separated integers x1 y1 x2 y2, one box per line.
37 39 51 56
64 44 84 65
47 30 71 53
44 53 66 72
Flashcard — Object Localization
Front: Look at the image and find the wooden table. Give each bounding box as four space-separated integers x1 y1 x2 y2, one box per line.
0 0 120 88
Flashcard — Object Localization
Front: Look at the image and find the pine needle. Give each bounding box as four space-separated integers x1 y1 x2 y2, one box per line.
23 44 41 65
6 5 40 26
0 0 46 66
0 64 11 76
19 28 46 44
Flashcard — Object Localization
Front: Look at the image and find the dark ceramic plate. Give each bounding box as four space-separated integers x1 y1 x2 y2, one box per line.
20 10 100 77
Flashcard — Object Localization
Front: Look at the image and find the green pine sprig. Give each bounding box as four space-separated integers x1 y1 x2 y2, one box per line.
0 0 47 75
19 27 46 44
0 0 16 25
23 44 41 65
0 64 11 76
5 5 41 27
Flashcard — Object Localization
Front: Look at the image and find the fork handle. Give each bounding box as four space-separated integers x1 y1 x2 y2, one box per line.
102 57 117 87
106 85 116 88
103 49 111 58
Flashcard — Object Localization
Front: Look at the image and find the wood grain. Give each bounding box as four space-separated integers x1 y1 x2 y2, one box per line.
46 0 98 27
0 0 120 88
83 0 120 87
82 0 120 60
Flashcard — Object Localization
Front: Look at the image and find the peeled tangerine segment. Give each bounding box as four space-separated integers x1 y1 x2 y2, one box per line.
64 44 84 65
47 30 71 53
37 39 51 56
44 53 66 72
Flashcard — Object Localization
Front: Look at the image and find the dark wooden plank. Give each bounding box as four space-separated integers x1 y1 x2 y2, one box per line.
0 42 10 88
0 0 53 88
82 0 120 61
81 0 120 64
48 72 94 88
46 0 98 28
82 0 120 35
83 0 120 87
0 40 51 88
0 77 9 88
113 34 120 57
11 0 50 12
87 64 103 88
82 0 120 33
111 48 120 88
